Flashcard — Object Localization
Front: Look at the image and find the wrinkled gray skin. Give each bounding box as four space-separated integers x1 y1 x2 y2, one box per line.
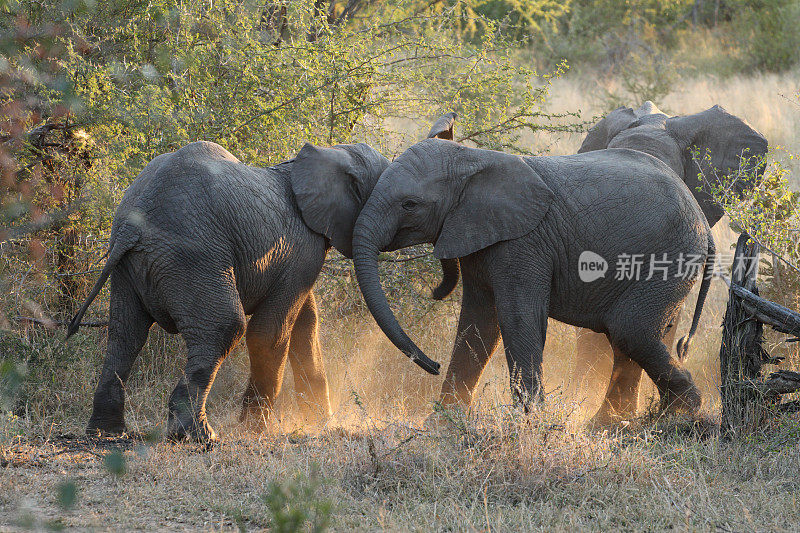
352 137 715 418
67 140 404 443
574 102 767 424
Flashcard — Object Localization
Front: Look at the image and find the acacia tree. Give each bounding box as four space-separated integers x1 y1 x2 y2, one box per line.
1 0 581 328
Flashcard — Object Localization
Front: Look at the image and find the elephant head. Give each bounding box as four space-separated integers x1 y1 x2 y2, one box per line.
290 142 390 258
578 102 767 226
578 102 667 152
351 139 553 374
290 113 462 296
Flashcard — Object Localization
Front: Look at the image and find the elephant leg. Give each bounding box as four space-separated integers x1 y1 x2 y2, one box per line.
591 316 680 424
438 274 500 410
573 328 614 408
87 272 153 436
607 326 700 417
287 291 331 427
591 342 643 425
494 282 550 409
168 300 246 443
240 292 304 425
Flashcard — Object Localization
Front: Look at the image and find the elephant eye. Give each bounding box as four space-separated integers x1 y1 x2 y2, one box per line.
402 199 417 211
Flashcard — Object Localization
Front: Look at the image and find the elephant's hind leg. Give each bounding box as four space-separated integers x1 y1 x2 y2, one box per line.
573 329 614 415
590 343 643 425
168 295 246 443
87 271 153 437
287 291 331 427
590 320 679 424
240 293 305 426
607 329 700 417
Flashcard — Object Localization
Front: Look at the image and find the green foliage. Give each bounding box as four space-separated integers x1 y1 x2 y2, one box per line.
0 357 25 412
535 0 799 78
58 0 573 168
56 479 78 510
0 0 580 348
0 410 24 444
697 143 800 362
103 448 127 476
537 0 691 63
730 0 800 72
469 0 570 39
700 150 798 264
263 472 332 533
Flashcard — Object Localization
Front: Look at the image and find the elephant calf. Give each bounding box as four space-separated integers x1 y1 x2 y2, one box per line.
352 138 714 418
68 140 393 442
574 102 767 423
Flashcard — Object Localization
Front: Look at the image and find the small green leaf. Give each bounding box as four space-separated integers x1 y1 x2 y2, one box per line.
103 449 126 476
56 480 78 510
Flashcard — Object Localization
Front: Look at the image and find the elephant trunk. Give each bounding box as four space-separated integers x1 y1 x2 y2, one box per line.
352 204 440 375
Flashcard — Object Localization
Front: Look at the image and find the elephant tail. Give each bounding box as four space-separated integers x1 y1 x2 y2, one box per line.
676 237 716 360
66 226 139 339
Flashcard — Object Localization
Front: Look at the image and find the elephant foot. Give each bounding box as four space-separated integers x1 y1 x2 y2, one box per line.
166 411 218 445
86 410 127 437
240 392 277 422
587 411 631 430
588 401 638 428
659 384 702 417
239 404 278 434
86 419 127 438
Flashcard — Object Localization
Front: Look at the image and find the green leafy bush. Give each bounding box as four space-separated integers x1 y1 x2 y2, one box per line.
731 0 800 72
264 472 332 533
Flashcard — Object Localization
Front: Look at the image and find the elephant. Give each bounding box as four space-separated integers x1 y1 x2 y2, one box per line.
67 129 455 443
573 102 767 423
351 137 715 419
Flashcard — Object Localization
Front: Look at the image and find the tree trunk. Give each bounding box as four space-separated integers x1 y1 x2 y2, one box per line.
720 232 766 433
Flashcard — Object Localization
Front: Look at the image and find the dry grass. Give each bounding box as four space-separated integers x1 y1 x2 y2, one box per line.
3 406 800 530
2 71 800 530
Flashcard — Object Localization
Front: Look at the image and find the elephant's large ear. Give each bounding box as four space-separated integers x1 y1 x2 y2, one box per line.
577 106 638 153
434 151 554 259
291 142 389 258
665 105 768 181
428 112 457 140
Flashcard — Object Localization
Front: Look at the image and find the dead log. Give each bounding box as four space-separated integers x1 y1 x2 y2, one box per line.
726 282 800 337
728 371 800 397
719 233 765 433
718 232 800 432
760 370 800 395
